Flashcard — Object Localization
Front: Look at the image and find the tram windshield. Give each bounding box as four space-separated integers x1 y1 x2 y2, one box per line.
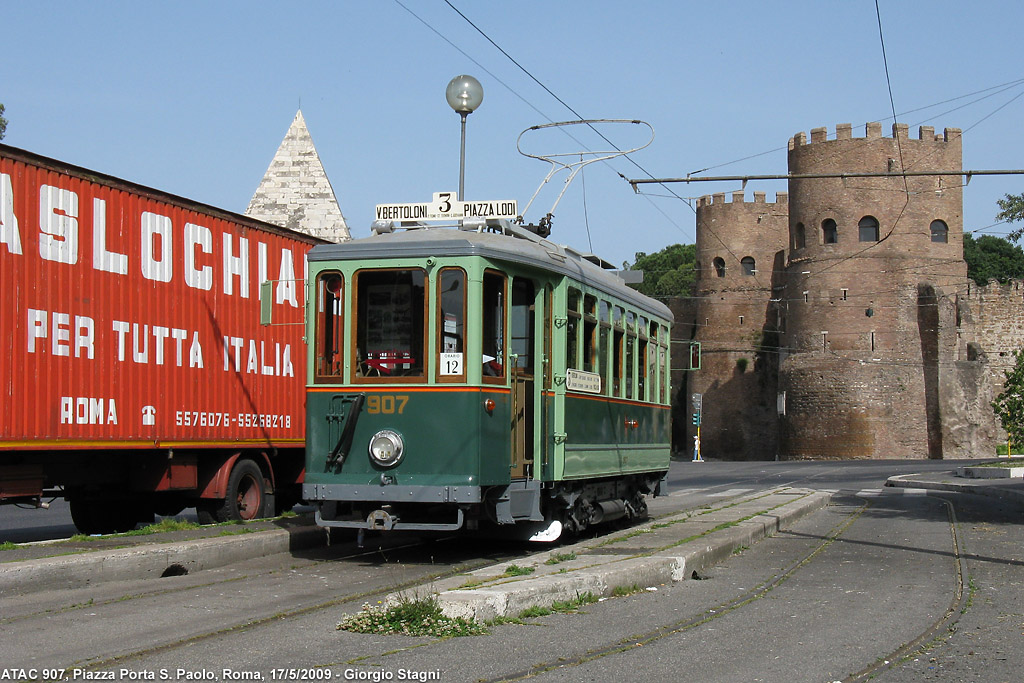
354 268 426 379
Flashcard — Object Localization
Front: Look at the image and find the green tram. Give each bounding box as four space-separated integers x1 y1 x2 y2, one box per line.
302 218 672 541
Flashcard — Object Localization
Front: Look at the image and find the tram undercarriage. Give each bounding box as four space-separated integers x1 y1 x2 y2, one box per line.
313 472 666 542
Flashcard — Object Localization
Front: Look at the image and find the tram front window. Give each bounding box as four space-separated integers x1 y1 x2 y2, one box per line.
355 268 426 379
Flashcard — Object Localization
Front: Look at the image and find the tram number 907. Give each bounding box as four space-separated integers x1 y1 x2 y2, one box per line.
366 394 409 415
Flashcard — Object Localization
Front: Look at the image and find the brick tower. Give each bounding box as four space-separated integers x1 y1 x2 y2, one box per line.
777 123 970 459
689 191 789 459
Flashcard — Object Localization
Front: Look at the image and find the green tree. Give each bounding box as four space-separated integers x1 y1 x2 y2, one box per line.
0 103 6 140
992 347 1024 447
997 192 1024 241
626 243 696 298
963 233 1024 284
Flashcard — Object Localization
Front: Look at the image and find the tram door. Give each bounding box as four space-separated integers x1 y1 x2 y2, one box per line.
510 278 536 479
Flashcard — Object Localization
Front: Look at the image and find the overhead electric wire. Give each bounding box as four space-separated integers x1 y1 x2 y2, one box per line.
439 1 694 235
683 77 1024 180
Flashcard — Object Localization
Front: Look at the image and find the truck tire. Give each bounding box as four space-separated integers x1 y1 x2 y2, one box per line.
196 459 268 524
69 497 140 535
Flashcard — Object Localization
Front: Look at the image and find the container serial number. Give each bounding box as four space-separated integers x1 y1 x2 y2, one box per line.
175 411 292 429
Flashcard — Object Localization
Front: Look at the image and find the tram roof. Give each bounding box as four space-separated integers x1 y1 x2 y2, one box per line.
309 224 673 322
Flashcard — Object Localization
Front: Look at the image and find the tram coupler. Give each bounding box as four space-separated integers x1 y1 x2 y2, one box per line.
367 508 398 531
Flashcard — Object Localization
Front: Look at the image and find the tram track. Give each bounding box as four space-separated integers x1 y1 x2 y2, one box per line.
0 536 424 626
4 487 974 681
478 493 970 683
841 495 969 683
2 535 509 676
319 492 970 683
472 497 872 682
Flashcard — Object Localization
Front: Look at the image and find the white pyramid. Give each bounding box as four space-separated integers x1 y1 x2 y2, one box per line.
246 110 351 242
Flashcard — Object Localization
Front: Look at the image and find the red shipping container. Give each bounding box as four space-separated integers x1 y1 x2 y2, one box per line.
0 144 324 526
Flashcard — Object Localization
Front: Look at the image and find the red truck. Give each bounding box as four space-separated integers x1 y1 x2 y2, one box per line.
0 143 324 533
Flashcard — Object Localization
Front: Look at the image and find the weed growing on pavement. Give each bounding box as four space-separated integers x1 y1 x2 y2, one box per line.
544 552 576 565
513 592 600 621
611 583 643 597
963 577 978 614
337 594 488 638
0 541 17 551
517 605 552 618
503 564 535 577
125 518 201 536
549 591 599 613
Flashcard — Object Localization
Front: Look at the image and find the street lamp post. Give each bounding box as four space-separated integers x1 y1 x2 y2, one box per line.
445 75 483 200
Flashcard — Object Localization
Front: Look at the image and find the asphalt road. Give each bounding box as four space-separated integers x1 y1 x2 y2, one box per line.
2 460 1020 682
0 458 959 543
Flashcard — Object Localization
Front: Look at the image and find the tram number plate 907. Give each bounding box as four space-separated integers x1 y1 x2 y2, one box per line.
366 395 408 415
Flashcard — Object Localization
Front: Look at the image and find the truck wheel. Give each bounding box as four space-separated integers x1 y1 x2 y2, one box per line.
69 497 139 535
196 459 267 524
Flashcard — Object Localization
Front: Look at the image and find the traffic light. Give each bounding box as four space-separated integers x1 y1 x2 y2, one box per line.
689 342 701 370
691 412 701 426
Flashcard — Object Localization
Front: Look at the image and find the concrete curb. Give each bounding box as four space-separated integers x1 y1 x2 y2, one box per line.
886 474 1024 505
435 490 832 621
670 491 831 579
0 525 326 595
955 465 1024 479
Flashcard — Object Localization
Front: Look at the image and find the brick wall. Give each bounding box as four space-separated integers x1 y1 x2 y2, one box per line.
688 191 789 459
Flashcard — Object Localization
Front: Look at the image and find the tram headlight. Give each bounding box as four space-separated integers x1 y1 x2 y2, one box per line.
368 430 405 467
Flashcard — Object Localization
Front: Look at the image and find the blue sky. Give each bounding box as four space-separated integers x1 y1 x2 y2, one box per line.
4 1 1023 266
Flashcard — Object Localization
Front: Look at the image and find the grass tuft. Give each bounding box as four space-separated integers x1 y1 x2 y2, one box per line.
337 594 488 638
124 518 201 536
544 552 576 565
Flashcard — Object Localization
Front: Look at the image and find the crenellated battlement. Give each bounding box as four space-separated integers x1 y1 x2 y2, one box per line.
962 277 1024 302
697 190 788 208
788 122 962 150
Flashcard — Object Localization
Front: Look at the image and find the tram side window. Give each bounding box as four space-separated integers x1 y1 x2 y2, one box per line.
315 272 345 380
566 288 581 370
598 301 611 394
438 268 466 380
659 324 669 404
625 311 636 400
545 285 554 387
642 319 656 403
482 271 507 380
613 306 625 397
638 315 649 401
511 279 535 373
583 294 598 374
355 268 426 379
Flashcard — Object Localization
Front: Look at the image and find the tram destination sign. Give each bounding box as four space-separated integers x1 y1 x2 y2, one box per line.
375 192 518 222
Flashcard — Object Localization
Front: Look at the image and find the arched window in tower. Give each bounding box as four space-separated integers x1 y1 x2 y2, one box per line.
713 257 726 278
930 220 949 243
858 216 880 242
741 256 756 276
822 218 838 244
795 223 806 249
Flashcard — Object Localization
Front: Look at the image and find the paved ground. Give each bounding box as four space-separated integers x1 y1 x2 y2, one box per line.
1 463 1021 682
